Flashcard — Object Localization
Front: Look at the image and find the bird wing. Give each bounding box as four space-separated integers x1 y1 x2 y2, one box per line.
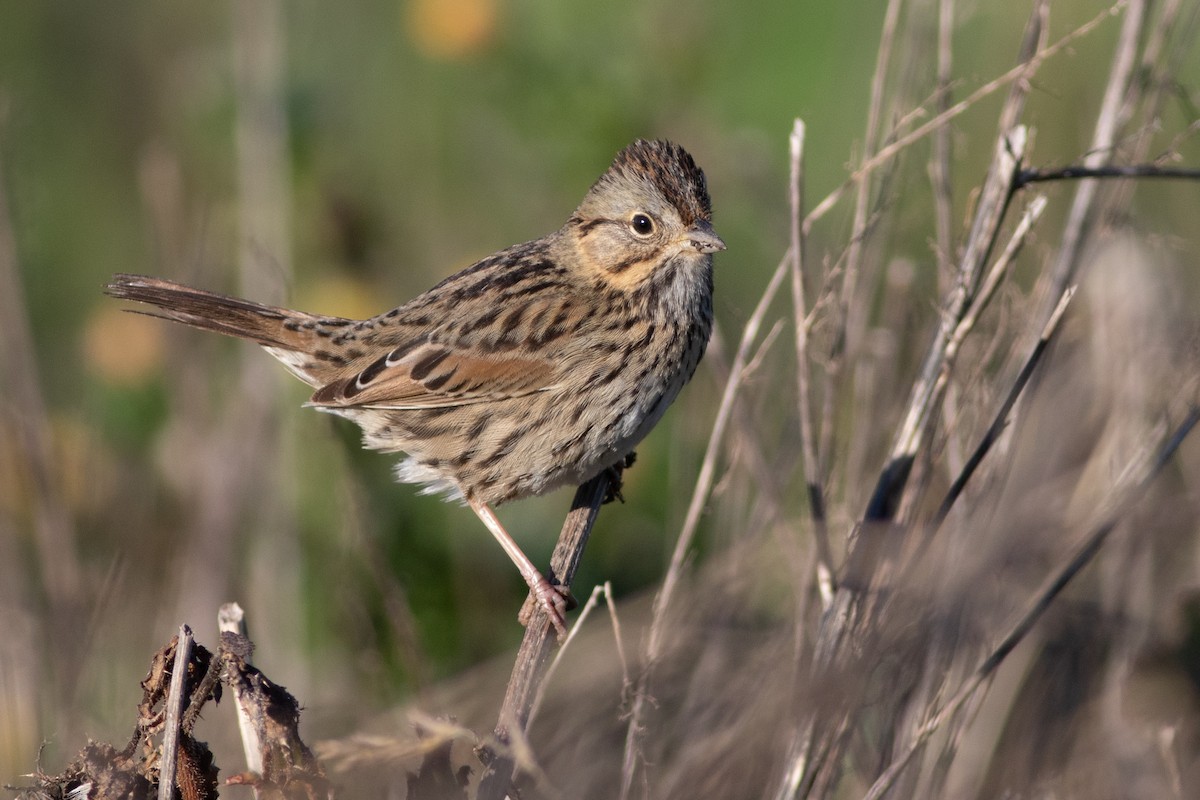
309 248 586 411
307 337 562 410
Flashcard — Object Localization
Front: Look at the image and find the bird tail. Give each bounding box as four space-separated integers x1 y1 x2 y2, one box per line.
104 273 358 384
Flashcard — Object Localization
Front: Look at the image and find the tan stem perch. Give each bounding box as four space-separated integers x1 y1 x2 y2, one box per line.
218 602 263 796
476 471 611 800
159 625 193 800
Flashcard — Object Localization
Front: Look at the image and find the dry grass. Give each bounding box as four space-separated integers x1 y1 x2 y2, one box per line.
4 0 1200 798
454 2 1200 797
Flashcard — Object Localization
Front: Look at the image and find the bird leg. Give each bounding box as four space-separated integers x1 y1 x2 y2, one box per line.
469 500 571 639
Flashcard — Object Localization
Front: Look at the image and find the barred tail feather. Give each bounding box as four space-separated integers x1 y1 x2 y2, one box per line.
104 273 357 385
105 274 307 347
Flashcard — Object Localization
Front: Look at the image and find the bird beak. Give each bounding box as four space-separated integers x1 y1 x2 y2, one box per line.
684 221 726 254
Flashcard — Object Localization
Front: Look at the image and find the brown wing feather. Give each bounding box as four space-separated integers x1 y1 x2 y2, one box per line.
308 342 561 410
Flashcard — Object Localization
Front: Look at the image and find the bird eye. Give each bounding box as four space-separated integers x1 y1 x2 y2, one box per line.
630 213 655 236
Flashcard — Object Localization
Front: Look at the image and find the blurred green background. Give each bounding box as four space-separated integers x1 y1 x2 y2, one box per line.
1 0 1197 782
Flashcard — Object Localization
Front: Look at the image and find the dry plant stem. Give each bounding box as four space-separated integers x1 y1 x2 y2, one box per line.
476 471 611 800
1107 0 1196 240
602 581 630 691
159 625 194 800
218 602 264 792
930 0 964 508
931 286 1076 530
835 0 899 313
863 406 1200 800
817 0 905 474
522 580 628 765
527 584 606 729
231 0 296 607
780 717 853 800
866 123 1027 526
897 193 1049 519
893 192 1047 523
931 0 957 289
498 720 561 799
534 579 632 726
1081 0 1189 184
1120 0 1198 182
619 254 790 800
905 12 1039 424
1124 0 1180 138
863 0 1047 523
787 120 834 604
1044 0 1147 305
706 326 793 537
803 11 1043 789
1160 727 1185 798
803 0 1123 235
706 324 815 655
1017 164 1200 186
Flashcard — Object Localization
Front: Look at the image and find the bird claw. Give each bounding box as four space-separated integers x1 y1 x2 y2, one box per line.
519 577 575 641
603 451 637 504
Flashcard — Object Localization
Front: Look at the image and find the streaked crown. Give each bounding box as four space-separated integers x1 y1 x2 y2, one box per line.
582 139 713 227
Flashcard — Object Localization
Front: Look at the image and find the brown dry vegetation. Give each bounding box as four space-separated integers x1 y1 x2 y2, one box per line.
4 1 1200 799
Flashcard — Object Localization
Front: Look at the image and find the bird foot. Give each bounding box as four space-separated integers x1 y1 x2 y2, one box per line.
518 577 576 641
603 451 637 504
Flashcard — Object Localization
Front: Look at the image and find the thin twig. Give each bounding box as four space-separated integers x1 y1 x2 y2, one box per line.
1107 0 1191 211
601 581 631 698
158 625 193 800
895 193 1049 522
819 0 909 491
930 286 1076 531
232 0 292 297
863 0 1048 523
866 124 1028 525
526 584 606 729
808 7 1045 781
477 472 611 800
1125 0 1181 129
703 325 791 535
1043 0 1147 305
940 196 1047 398
862 406 1200 800
218 602 263 795
803 0 1123 235
933 0 966 513
788 120 835 606
835 0 904 340
706 318 815 671
1016 163 1200 186
931 0 957 292
524 581 629 734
